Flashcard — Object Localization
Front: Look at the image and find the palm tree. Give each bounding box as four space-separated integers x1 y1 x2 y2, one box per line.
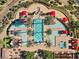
45 40 51 48
3 36 13 48
21 1 30 8
27 30 33 36
27 17 33 27
27 40 32 47
7 11 14 20
45 29 52 35
44 16 52 25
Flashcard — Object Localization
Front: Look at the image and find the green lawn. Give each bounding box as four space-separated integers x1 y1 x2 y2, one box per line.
21 50 54 59
3 37 13 48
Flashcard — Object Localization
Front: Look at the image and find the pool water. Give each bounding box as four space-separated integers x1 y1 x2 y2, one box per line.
60 41 66 48
9 19 27 45
49 18 66 46
34 19 44 43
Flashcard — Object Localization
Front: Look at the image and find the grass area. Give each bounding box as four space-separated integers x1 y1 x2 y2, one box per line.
3 37 13 48
44 50 54 59
0 40 4 47
26 51 35 59
20 50 54 59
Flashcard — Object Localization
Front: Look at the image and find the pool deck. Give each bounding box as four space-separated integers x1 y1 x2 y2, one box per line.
4 41 76 59
56 36 71 49
1 2 78 59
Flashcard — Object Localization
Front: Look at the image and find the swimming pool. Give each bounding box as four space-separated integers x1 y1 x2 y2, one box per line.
49 18 66 46
34 19 44 43
9 19 27 45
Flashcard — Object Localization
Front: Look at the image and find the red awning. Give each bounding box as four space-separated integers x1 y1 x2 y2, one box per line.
63 18 68 23
63 30 68 34
50 11 55 16
22 11 27 16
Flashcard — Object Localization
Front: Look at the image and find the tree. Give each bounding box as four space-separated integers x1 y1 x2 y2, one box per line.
7 11 14 19
45 40 51 48
10 6 18 13
27 30 33 36
44 16 52 25
45 29 52 35
21 1 30 8
0 0 7 5
27 18 33 27
64 5 74 11
75 20 79 27
67 0 75 5
55 0 62 5
20 51 27 59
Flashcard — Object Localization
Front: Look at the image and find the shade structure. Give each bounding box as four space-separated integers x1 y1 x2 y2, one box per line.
63 30 68 34
50 11 56 16
22 11 27 16
62 18 68 23
72 40 78 44
73 46 78 50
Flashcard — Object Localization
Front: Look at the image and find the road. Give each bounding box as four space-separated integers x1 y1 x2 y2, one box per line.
0 0 19 20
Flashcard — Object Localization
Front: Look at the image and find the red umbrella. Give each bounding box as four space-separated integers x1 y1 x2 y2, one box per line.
63 18 68 23
22 11 27 16
63 30 68 34
72 40 78 44
50 11 55 16
73 46 78 50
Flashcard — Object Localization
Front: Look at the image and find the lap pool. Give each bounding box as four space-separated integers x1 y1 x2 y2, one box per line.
34 19 44 43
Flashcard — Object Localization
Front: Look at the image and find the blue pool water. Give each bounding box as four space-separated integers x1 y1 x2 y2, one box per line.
34 19 44 43
60 41 64 48
60 41 66 48
9 19 27 45
49 18 66 46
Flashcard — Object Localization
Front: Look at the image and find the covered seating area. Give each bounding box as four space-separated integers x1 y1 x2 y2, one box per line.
68 39 79 50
